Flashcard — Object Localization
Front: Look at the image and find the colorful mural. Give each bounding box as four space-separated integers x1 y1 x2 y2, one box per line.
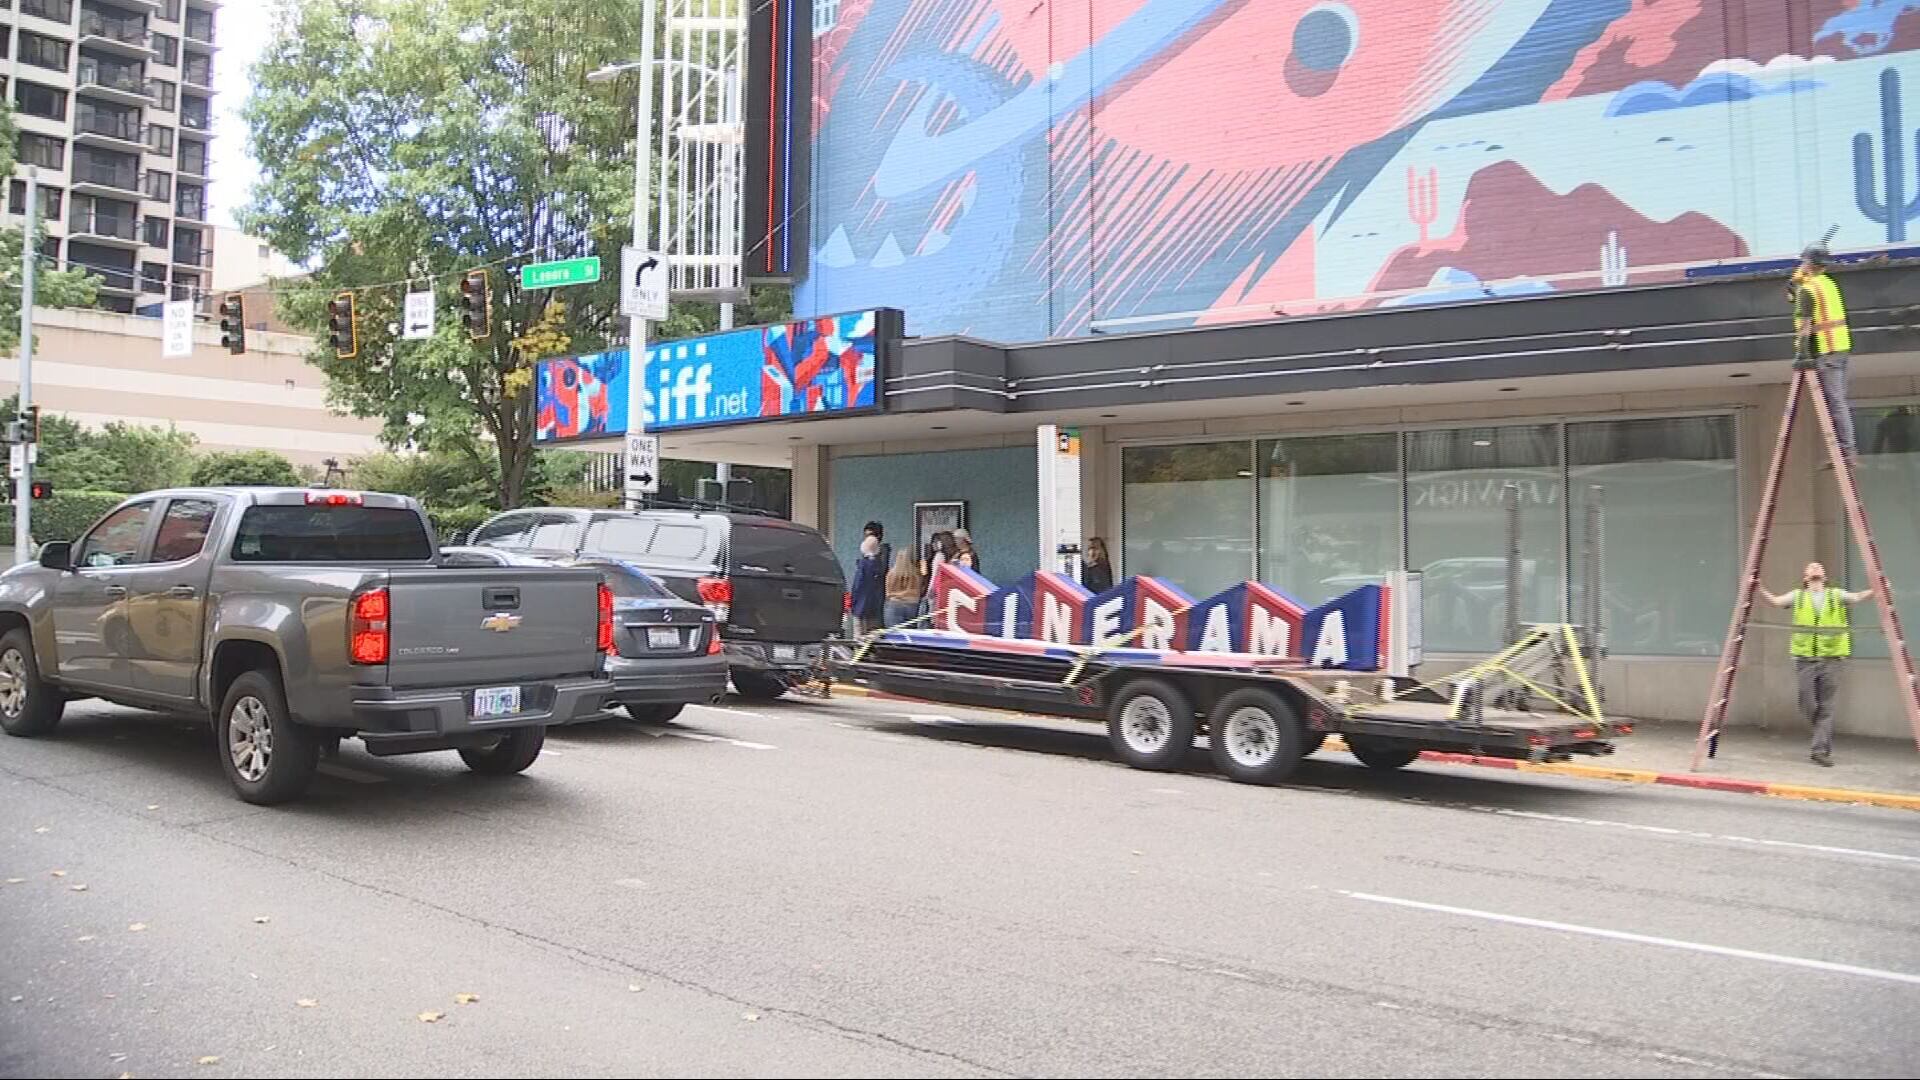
535 308 896 442
798 0 1920 343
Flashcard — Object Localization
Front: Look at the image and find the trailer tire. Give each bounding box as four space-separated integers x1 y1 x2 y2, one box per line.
1347 736 1422 771
1207 688 1304 784
1106 678 1196 771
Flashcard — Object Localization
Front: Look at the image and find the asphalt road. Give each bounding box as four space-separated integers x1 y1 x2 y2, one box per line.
3 692 1918 1079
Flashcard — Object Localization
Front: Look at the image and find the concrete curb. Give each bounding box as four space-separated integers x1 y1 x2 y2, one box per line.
826 683 1920 813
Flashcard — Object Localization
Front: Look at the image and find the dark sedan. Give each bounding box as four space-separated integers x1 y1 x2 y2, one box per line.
439 547 729 723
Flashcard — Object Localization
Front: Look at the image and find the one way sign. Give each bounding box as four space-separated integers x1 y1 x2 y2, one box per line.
622 247 667 321
403 291 435 340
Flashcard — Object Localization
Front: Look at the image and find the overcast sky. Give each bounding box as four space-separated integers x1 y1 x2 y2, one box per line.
210 2 275 231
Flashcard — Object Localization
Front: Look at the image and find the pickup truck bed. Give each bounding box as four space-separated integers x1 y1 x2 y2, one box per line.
0 487 615 804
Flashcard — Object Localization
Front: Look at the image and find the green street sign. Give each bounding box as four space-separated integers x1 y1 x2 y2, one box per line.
519 256 602 290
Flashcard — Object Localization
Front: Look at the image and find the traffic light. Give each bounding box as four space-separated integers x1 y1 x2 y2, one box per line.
218 293 245 355
22 405 36 444
29 480 51 501
328 292 358 359
460 269 490 340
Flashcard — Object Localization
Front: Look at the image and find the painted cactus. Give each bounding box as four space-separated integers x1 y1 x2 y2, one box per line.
1600 230 1628 287
1406 167 1439 244
1854 68 1920 243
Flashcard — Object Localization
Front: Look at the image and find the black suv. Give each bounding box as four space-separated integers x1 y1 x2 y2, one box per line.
466 507 846 699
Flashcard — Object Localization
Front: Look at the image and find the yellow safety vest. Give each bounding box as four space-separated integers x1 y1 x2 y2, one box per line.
1796 273 1852 355
1792 588 1851 658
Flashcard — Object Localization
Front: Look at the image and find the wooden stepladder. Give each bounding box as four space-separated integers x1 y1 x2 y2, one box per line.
1692 368 1920 768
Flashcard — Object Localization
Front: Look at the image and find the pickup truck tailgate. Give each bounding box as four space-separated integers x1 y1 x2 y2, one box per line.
381 567 602 688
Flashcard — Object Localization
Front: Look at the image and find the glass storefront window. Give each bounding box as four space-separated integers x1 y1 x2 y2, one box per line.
1406 424 1564 653
1121 442 1253 599
1257 433 1401 606
1569 415 1737 656
1847 405 1920 659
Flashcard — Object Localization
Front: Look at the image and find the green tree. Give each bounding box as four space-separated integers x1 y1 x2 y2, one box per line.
0 97 100 354
190 451 302 488
242 0 791 510
90 423 199 491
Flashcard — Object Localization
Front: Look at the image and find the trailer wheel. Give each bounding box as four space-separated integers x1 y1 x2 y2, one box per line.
1106 678 1197 771
1347 736 1422 771
1207 688 1304 784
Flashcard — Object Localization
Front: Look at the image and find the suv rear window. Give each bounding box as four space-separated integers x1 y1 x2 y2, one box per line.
727 522 841 580
585 561 677 599
231 506 434 562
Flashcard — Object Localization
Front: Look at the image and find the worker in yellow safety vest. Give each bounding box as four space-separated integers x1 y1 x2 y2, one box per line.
1761 561 1874 766
1790 245 1856 460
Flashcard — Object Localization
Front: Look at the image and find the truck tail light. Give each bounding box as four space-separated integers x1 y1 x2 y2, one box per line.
696 576 731 622
707 628 723 655
306 490 364 506
349 587 390 665
597 583 615 654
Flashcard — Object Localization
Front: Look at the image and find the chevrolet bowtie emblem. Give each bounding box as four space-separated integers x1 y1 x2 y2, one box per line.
480 612 522 633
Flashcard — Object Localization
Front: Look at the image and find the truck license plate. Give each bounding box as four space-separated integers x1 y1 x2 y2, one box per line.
647 627 680 649
473 686 522 719
772 645 796 661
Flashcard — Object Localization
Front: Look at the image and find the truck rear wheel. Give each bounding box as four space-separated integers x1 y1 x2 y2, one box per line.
1348 736 1422 771
625 703 685 724
0 628 62 737
1106 678 1196 771
731 670 788 701
459 727 546 775
218 670 320 805
1207 688 1304 784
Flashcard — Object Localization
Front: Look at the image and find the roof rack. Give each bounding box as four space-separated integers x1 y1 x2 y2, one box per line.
634 496 782 519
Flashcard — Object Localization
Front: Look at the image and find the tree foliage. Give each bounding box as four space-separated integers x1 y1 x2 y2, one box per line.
242 0 791 509
190 451 303 488
2 397 196 493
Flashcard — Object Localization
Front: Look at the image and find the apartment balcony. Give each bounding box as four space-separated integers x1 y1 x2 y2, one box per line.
179 110 211 132
77 61 157 107
73 110 148 153
171 245 211 268
73 260 138 293
79 13 162 61
176 154 209 179
68 207 143 248
181 59 213 90
70 158 144 197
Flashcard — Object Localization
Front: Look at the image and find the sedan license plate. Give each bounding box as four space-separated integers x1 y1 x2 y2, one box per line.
772 645 797 661
473 686 522 719
647 627 681 649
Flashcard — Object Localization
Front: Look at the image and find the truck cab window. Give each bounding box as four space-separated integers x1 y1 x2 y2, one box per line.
151 499 219 562
76 503 154 568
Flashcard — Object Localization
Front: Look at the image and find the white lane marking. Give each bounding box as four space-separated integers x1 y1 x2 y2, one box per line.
1474 805 1920 867
317 763 384 784
662 730 776 751
904 714 961 726
689 703 772 720
1343 891 1920 987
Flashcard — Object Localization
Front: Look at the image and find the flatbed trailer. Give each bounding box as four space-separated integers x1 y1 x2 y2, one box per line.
826 626 1627 785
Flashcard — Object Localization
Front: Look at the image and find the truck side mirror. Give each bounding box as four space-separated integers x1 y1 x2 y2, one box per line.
37 541 71 571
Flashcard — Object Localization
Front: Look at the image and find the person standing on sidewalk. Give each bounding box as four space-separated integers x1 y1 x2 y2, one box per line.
1760 561 1874 766
1790 245 1856 463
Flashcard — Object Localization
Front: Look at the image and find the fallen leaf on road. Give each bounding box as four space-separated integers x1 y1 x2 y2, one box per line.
296 999 317 1009
196 1056 219 1066
76 935 95 942
417 1011 444 1023
70 883 88 892
145 805 159 811
627 984 642 993
127 923 147 933
33 826 48 834
742 1012 759 1021
454 993 479 1005
120 1073 133 1079
1131 849 1143 856
252 916 270 924
4 878 23 885
8 996 21 1003
49 870 65 878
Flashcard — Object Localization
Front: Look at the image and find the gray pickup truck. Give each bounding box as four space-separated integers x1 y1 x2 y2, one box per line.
0 488 614 804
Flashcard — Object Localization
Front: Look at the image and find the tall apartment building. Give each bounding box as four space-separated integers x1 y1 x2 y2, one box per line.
0 0 219 315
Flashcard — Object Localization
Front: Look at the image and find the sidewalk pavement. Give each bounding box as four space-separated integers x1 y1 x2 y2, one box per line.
828 682 1920 811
